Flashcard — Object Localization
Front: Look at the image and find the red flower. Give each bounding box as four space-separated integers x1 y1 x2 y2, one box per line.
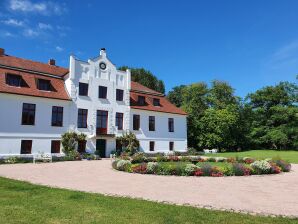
194 169 203 176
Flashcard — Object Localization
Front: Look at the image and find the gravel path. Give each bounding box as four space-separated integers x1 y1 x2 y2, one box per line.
0 160 297 217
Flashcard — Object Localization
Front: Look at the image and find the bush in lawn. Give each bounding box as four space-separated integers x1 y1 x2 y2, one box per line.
207 157 216 162
116 160 131 171
251 160 271 174
184 164 198 176
132 163 147 174
221 164 233 176
146 162 159 174
131 152 146 164
211 167 224 177
232 163 251 176
156 154 168 162
227 157 236 163
272 159 291 172
200 164 213 176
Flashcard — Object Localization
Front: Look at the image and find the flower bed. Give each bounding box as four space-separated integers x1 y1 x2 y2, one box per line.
112 153 291 177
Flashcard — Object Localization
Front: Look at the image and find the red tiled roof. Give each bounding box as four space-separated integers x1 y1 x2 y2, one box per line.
130 82 187 115
0 54 69 77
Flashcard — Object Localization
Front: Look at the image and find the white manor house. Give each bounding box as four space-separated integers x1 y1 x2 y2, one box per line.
0 48 187 157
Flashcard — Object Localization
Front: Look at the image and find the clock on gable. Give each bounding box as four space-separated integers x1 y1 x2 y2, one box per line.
99 62 107 70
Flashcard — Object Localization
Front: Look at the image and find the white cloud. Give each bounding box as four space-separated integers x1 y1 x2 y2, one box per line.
23 28 39 37
38 22 52 30
0 30 15 37
2 18 24 26
55 46 63 52
8 0 66 15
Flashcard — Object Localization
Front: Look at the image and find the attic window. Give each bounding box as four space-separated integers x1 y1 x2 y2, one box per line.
6 74 26 87
138 96 146 105
153 98 160 106
37 79 52 91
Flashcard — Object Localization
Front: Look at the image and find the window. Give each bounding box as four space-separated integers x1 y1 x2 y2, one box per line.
149 116 155 131
6 74 24 87
77 109 88 128
52 106 63 127
21 140 32 154
138 96 145 105
96 110 108 134
98 86 107 99
116 89 124 101
169 142 174 151
51 140 61 153
133 114 140 130
37 79 51 91
79 82 88 96
115 112 123 130
149 141 155 151
78 140 86 153
168 118 174 132
153 98 160 106
22 103 36 125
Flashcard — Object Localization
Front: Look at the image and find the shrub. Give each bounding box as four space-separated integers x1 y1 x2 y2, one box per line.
147 162 159 174
116 131 140 156
207 157 216 162
211 167 223 177
61 131 86 155
64 150 82 161
180 156 192 162
272 159 291 172
220 164 233 176
251 160 271 174
132 163 147 174
194 169 203 176
116 160 131 171
168 155 179 162
232 163 251 176
131 152 146 164
270 163 282 174
156 154 168 162
4 156 17 164
200 164 213 176
227 157 236 163
184 164 198 176
243 157 255 164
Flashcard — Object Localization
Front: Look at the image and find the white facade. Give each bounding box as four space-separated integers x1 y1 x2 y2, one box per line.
0 49 187 157
131 109 187 152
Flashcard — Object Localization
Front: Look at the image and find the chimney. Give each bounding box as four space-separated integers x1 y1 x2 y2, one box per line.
100 48 106 57
48 59 55 66
0 48 4 56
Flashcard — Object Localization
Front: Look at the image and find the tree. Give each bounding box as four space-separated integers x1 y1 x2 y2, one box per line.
167 85 186 107
118 66 165 94
247 82 298 150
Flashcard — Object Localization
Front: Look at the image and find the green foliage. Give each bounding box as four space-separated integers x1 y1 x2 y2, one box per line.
61 132 87 155
118 66 165 93
116 131 140 156
167 80 298 151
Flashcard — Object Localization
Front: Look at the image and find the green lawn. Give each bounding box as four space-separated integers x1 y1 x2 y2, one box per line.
0 177 297 224
209 150 298 163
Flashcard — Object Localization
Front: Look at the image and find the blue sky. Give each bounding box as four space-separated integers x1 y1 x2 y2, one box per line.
1 0 297 97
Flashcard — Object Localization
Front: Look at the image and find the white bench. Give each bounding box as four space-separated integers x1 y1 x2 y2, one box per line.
33 153 52 163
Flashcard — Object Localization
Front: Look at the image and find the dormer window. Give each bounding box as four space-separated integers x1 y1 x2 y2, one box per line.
6 74 25 87
153 98 160 106
37 79 52 91
138 96 145 105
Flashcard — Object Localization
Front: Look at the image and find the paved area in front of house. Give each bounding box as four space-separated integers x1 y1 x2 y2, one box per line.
0 160 297 217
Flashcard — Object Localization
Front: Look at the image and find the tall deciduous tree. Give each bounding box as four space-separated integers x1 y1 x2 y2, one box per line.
118 66 165 94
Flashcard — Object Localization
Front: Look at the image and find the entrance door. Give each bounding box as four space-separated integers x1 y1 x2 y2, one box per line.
96 139 106 158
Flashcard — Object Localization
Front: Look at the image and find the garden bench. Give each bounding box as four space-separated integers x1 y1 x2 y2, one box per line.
33 153 52 163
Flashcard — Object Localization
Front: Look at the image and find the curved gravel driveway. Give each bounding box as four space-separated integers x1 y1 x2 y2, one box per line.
0 160 297 217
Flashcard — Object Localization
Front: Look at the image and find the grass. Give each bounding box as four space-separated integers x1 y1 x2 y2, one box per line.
0 177 297 224
209 150 298 163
